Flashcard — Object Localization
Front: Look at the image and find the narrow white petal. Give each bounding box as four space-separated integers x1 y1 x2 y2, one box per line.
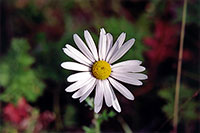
106 32 126 62
112 65 146 73
109 86 121 112
65 45 92 65
61 62 89 71
105 33 113 56
72 78 96 99
112 96 121 112
65 76 93 92
123 73 148 80
63 48 90 66
112 60 142 68
98 28 106 60
101 32 107 60
94 80 104 113
67 72 91 82
103 79 112 107
73 34 95 62
109 38 135 64
94 99 103 113
111 72 143 86
79 81 97 102
61 62 90 71
84 30 99 61
94 80 104 106
108 77 134 100
116 32 126 48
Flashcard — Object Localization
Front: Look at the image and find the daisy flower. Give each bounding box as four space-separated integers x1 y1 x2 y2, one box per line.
61 28 147 113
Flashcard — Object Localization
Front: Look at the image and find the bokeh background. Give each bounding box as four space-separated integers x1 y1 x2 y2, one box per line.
0 0 199 132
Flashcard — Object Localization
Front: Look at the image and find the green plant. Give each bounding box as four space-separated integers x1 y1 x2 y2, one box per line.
0 38 45 103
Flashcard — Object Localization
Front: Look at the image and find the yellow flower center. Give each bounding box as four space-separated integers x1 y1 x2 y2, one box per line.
92 61 111 80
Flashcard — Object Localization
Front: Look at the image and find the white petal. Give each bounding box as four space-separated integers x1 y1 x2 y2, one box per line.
109 38 135 64
61 62 90 71
73 34 95 62
98 28 106 60
67 72 91 82
108 77 134 100
105 33 113 56
116 32 126 48
111 72 143 86
106 32 126 62
94 80 104 106
84 30 99 61
123 73 148 80
109 86 121 112
112 65 146 73
65 45 92 65
112 97 121 112
63 48 91 66
72 78 96 99
65 76 93 92
79 81 97 102
94 99 103 113
101 33 107 60
103 79 112 107
112 60 142 68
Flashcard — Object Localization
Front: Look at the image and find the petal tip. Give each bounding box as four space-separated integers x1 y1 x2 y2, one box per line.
61 62 65 68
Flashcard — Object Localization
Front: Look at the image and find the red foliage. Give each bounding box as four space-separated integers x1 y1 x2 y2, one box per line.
144 20 179 68
3 97 32 124
34 111 55 132
3 98 55 132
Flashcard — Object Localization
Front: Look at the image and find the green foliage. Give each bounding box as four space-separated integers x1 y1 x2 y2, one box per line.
85 97 94 109
83 110 116 133
83 97 116 133
104 15 151 61
97 110 116 123
64 104 77 127
174 1 200 26
0 38 45 103
16 0 44 23
158 84 199 122
83 126 95 133
34 32 75 82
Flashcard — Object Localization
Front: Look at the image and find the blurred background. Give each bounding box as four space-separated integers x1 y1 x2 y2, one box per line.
0 0 199 132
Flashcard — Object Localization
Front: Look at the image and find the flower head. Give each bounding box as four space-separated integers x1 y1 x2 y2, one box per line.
61 28 147 113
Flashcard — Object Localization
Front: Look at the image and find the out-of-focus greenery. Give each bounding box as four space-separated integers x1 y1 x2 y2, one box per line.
158 84 199 122
64 104 77 127
175 0 200 25
83 98 116 133
0 39 45 103
83 110 116 133
104 15 151 61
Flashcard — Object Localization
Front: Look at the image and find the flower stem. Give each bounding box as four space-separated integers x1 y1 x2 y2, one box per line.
94 113 101 133
173 0 187 132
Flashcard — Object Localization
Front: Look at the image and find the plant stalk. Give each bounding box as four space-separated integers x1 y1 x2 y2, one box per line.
173 0 187 132
94 113 100 133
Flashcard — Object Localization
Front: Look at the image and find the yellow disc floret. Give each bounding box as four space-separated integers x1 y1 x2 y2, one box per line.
92 61 111 80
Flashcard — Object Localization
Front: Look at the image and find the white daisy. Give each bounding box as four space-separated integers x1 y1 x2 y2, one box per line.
61 28 147 113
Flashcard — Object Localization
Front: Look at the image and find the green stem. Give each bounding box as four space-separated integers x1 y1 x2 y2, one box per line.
173 0 187 132
94 113 101 133
118 116 132 133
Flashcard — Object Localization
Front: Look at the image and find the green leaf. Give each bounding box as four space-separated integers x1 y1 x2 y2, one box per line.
0 38 45 103
83 126 95 133
158 84 199 122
